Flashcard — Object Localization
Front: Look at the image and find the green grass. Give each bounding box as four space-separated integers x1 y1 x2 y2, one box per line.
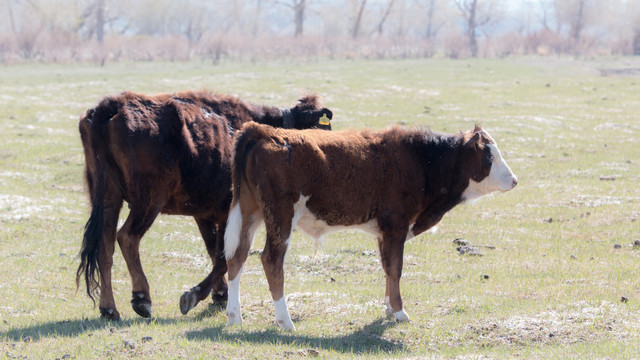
1 57 640 359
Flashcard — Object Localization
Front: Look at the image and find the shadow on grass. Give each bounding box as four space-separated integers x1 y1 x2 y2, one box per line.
0 317 174 342
192 300 226 320
0 301 227 342
1 303 403 355
184 318 405 355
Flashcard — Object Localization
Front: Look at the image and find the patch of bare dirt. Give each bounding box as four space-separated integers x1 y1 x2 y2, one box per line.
161 251 208 270
0 194 52 220
464 301 634 347
599 68 640 77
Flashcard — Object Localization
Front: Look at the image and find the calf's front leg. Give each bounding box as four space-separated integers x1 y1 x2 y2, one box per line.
378 234 410 322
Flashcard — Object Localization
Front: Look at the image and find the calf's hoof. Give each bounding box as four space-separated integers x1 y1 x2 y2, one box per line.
131 292 152 318
276 318 296 332
394 309 410 322
226 310 242 326
385 306 394 319
180 287 201 315
99 307 121 321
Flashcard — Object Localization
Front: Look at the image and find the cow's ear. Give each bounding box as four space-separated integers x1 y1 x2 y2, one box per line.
464 132 481 151
313 108 332 125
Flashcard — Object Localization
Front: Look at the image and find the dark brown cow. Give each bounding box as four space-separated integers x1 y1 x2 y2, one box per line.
77 90 333 320
224 123 517 330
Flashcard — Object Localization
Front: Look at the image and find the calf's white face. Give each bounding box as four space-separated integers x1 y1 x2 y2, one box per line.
462 139 517 201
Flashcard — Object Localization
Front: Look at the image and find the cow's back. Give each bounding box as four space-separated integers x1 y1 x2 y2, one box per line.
96 91 245 217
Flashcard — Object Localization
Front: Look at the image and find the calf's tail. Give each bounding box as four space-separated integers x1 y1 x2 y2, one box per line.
76 98 119 304
224 126 260 259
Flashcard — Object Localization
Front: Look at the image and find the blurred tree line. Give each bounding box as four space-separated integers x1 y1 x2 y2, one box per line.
1 0 639 64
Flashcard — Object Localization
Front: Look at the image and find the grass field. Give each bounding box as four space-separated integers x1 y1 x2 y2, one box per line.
1 57 639 359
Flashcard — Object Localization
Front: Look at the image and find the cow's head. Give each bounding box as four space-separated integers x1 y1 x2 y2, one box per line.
460 126 517 201
287 95 333 130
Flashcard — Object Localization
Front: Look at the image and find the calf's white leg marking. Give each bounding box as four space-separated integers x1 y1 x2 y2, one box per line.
384 296 410 322
226 266 244 326
274 296 295 331
384 296 393 318
394 309 410 322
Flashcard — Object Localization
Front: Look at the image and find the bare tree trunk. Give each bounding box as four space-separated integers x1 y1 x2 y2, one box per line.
425 0 437 40
252 0 262 37
538 0 551 32
396 0 405 37
634 29 640 55
294 0 305 37
455 0 479 57
6 0 17 34
570 0 585 44
467 0 478 57
352 0 367 39
96 0 104 45
375 0 395 36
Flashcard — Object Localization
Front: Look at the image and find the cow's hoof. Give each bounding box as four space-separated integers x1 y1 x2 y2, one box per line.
131 292 152 318
99 307 121 321
180 287 201 315
212 289 228 303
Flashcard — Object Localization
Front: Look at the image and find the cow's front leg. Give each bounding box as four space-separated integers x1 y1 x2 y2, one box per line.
378 233 410 322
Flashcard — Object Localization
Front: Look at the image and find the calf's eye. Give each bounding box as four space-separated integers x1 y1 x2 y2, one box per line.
483 155 494 169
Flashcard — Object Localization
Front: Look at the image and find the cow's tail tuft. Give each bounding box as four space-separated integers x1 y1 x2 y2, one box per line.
76 97 119 304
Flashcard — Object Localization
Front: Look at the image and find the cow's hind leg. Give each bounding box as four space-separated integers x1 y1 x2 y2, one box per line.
378 232 410 322
117 200 164 318
98 196 124 320
180 217 228 315
225 204 262 326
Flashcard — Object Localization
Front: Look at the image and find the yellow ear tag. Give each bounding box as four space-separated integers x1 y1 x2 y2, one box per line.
319 114 331 125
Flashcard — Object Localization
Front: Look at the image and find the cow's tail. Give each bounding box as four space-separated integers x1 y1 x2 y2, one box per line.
224 125 261 260
76 97 119 304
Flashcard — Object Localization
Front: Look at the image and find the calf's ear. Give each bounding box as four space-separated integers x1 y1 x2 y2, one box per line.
464 132 481 151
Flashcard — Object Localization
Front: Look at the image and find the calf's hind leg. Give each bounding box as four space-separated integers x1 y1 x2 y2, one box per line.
260 198 300 331
260 231 295 331
225 205 262 326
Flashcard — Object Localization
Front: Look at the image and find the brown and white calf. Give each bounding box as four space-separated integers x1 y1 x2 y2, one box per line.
224 123 517 330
